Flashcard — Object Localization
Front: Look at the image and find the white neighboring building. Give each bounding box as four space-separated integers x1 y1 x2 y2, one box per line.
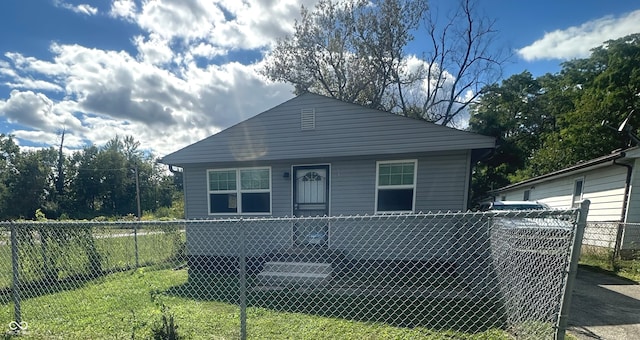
492 147 640 256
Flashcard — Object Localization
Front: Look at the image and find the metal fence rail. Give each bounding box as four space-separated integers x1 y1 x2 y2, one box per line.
0 205 587 339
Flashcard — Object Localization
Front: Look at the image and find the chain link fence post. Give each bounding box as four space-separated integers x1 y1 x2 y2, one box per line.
556 199 590 340
614 222 624 263
134 223 139 268
10 221 22 330
239 219 247 340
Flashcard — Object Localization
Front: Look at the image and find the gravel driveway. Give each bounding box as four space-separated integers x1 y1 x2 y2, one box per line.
568 267 640 340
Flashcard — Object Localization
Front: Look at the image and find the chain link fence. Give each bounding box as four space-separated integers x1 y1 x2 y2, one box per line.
0 204 587 339
579 221 640 272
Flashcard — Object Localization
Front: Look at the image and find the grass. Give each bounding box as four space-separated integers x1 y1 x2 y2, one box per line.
0 228 184 290
0 267 515 339
579 247 640 282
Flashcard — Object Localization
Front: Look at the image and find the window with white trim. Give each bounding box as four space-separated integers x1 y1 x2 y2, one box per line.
208 167 271 214
376 160 417 213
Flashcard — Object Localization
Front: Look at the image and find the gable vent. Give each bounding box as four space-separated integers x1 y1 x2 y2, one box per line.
301 108 316 130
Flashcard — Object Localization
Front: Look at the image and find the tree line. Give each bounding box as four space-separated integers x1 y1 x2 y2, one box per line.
0 134 182 220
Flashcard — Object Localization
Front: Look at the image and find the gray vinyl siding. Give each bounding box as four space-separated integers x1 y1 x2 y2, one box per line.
329 217 458 261
183 150 470 218
330 150 470 214
162 93 494 165
187 220 291 257
186 217 462 261
182 151 470 260
415 152 470 212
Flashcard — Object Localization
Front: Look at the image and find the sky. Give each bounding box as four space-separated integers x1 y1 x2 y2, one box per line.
0 0 639 159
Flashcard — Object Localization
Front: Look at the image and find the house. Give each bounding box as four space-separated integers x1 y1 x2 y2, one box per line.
159 93 495 269
491 147 640 255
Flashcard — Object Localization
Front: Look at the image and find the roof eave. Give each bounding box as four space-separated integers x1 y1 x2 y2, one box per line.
491 150 628 194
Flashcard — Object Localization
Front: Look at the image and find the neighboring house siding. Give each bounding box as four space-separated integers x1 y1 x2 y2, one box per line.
499 165 627 222
585 166 626 222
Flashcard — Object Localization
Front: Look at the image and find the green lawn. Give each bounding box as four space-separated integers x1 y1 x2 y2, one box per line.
0 268 513 339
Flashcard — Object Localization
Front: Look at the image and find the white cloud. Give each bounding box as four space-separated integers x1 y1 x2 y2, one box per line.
207 0 316 49
0 41 294 157
0 90 55 128
54 1 98 16
5 78 63 92
518 9 640 61
136 0 225 42
110 0 137 21
0 91 85 134
133 34 175 65
123 0 319 50
11 130 63 147
190 43 227 59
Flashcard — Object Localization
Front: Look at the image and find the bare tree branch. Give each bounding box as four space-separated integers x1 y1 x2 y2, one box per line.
262 0 508 127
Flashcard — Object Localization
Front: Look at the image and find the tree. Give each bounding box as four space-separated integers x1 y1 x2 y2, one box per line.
63 136 182 219
527 34 640 176
415 0 507 125
67 145 101 217
263 0 505 126
468 71 551 201
5 148 57 219
264 0 426 111
0 133 182 220
0 134 20 219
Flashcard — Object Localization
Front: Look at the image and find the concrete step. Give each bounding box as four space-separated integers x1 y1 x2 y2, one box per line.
257 261 332 287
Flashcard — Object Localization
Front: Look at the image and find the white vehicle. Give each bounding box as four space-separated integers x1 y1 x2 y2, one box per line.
479 200 550 211
481 201 573 233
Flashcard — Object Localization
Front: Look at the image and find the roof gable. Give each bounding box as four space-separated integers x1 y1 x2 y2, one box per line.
161 93 495 165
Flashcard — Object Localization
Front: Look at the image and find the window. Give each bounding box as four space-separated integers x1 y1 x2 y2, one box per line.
572 178 584 208
376 160 417 213
208 167 271 214
523 189 530 201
